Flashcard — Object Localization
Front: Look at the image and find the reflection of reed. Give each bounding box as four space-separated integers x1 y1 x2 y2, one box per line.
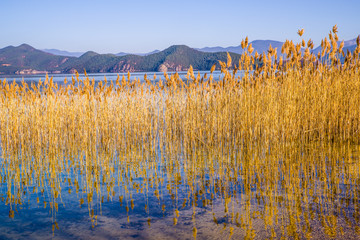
1 27 360 239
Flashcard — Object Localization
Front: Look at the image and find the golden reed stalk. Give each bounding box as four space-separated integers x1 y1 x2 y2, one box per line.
0 27 359 239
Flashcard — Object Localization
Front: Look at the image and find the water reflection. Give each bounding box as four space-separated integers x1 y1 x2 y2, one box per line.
1 138 359 239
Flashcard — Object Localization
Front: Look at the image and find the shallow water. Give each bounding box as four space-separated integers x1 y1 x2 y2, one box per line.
0 141 359 239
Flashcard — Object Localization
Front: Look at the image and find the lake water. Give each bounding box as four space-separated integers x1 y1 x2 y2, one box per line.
0 71 360 239
1 139 359 239
0 71 227 84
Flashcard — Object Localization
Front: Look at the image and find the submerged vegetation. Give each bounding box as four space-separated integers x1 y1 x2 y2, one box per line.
0 27 360 239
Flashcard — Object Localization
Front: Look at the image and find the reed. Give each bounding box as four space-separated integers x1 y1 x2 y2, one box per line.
0 27 360 239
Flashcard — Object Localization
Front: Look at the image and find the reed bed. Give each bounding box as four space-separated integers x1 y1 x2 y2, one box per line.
0 27 360 239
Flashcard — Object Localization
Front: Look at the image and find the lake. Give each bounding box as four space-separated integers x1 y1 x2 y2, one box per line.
1 141 359 239
0 71 227 84
0 70 359 240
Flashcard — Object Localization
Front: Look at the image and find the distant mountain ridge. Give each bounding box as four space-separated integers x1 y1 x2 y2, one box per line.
42 49 161 58
41 49 84 57
197 40 285 56
0 44 244 75
116 50 160 57
311 36 360 55
40 36 360 58
0 44 70 74
0 36 358 75
41 40 287 58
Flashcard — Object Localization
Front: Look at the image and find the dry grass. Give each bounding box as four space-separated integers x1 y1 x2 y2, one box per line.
0 27 360 239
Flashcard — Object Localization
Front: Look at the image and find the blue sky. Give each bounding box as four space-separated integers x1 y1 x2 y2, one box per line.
1 0 359 53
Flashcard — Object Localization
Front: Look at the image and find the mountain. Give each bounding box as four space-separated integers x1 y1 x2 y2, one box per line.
199 37 359 59
312 36 359 55
197 46 229 53
115 52 129 57
60 51 119 73
343 37 358 48
1 37 358 75
0 44 245 75
250 40 284 55
41 49 84 57
43 49 162 58
144 50 160 56
41 47 163 58
0 44 73 74
198 40 285 56
41 47 162 58
114 45 243 72
61 45 245 73
115 49 161 57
